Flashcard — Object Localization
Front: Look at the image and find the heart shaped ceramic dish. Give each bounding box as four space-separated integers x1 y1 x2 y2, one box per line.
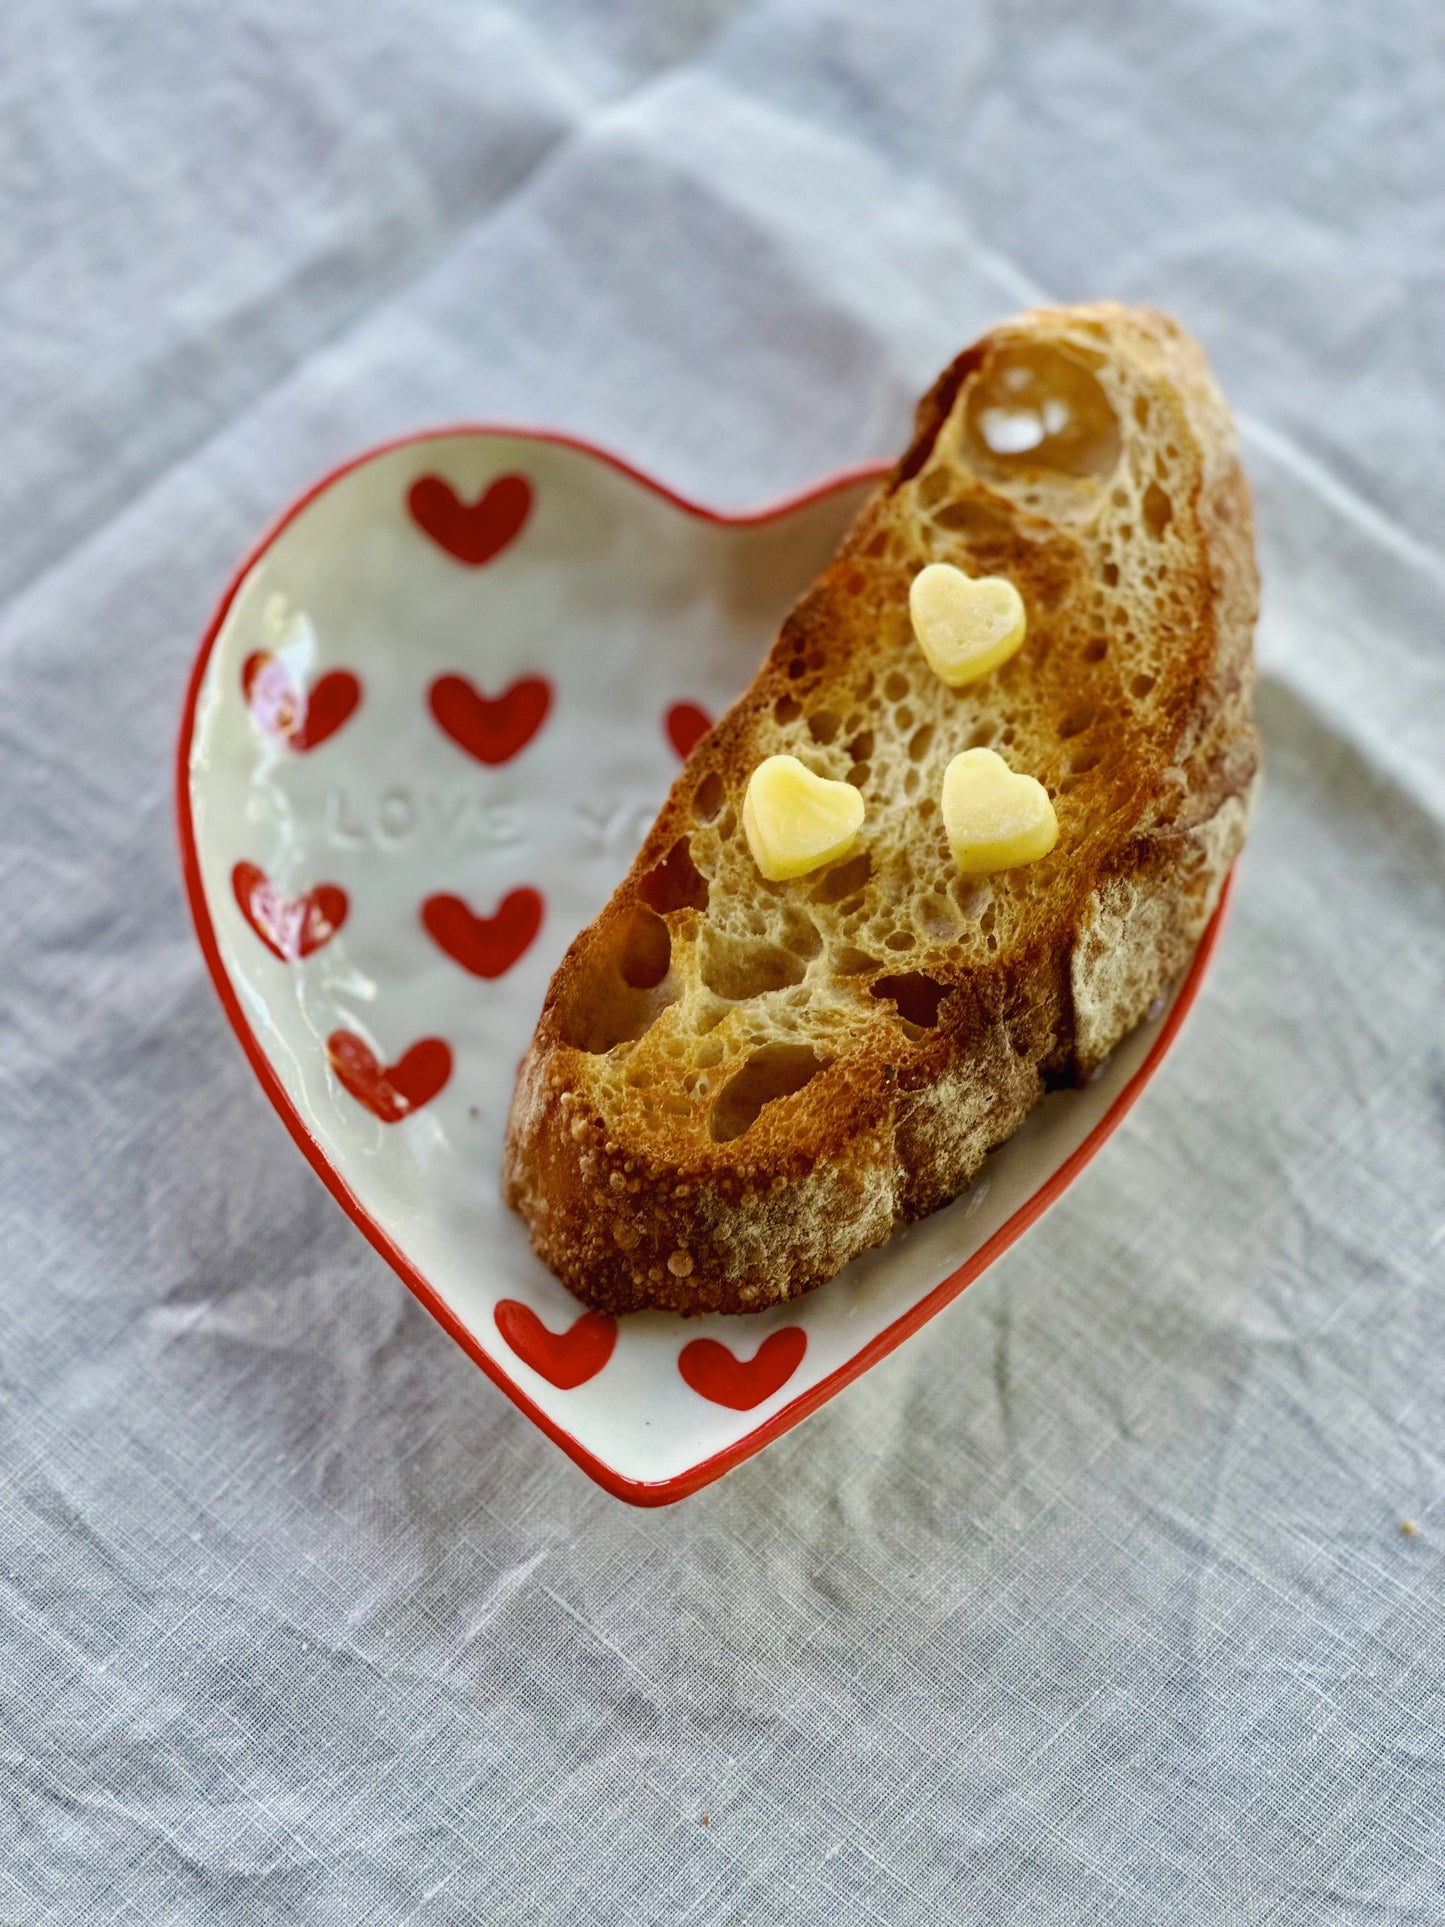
179 428 1232 1505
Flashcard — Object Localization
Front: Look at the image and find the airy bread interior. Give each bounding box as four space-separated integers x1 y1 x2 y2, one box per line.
505 304 1260 1314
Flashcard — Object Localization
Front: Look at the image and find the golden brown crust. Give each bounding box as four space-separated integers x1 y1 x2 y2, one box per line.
503 303 1261 1314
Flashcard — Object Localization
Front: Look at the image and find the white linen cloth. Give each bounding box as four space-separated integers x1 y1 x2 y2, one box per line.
2 3 1442 1919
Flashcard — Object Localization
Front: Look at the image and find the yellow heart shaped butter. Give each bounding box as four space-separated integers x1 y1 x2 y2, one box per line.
743 754 865 881
941 747 1058 875
909 562 1026 686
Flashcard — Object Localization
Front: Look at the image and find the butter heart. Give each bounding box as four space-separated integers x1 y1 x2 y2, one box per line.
941 748 1058 875
909 562 1026 686
743 754 865 881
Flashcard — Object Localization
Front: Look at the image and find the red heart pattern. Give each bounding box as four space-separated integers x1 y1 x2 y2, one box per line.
222 461 818 1443
242 652 361 752
678 1328 807 1410
422 887 543 979
408 472 532 566
232 862 347 962
666 701 712 761
429 674 552 766
494 1300 617 1390
327 1032 451 1124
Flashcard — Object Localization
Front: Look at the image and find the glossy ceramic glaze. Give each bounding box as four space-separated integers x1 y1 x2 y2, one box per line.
179 429 1230 1504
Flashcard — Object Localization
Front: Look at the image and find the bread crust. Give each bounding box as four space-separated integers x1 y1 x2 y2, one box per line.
503 304 1261 1314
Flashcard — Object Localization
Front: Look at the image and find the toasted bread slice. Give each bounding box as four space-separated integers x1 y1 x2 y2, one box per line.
504 304 1260 1315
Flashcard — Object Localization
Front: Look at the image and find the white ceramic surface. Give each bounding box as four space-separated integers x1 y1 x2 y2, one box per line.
180 430 1227 1504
